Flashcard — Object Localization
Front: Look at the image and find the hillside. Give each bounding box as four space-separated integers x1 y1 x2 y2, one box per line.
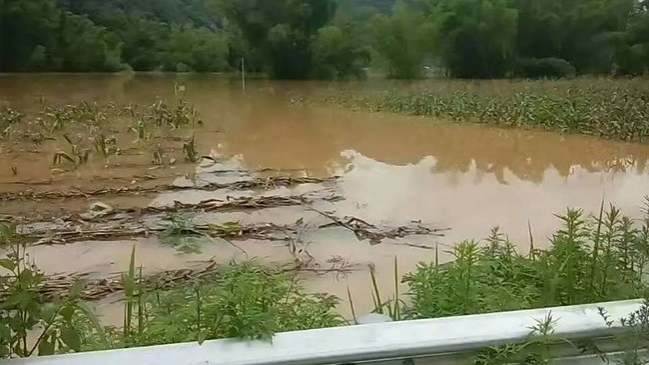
58 0 219 29
352 0 395 11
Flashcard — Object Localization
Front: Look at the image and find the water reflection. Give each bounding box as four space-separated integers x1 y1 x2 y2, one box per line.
329 149 645 243
208 91 648 184
3 74 649 230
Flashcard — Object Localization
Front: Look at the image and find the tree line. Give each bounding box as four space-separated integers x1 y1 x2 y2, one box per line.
1 0 648 78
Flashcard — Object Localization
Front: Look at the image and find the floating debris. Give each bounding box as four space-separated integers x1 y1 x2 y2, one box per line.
0 176 339 201
313 208 448 245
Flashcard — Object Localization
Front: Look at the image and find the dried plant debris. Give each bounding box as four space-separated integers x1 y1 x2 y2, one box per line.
1 257 362 303
314 209 448 244
0 176 339 201
18 209 448 249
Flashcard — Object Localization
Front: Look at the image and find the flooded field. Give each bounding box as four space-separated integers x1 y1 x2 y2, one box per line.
2 74 649 322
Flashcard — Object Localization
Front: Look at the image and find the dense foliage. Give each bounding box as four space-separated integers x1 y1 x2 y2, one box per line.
374 0 649 78
1 0 648 77
319 79 649 142
405 205 649 318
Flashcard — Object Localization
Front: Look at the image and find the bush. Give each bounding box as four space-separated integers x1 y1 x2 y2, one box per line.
404 205 649 319
515 58 576 79
175 62 190 73
79 263 343 350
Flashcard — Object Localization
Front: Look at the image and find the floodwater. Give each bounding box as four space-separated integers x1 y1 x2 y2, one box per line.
2 74 649 322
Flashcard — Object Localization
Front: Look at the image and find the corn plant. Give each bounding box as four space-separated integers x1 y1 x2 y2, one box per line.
93 134 117 158
157 213 206 253
129 120 149 142
320 81 649 143
183 134 199 163
151 144 165 166
52 134 90 167
0 107 22 138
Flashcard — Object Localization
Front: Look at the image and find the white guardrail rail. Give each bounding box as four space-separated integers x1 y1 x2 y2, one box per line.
4 299 646 365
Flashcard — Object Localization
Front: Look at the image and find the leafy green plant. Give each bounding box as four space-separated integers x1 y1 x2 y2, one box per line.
403 204 649 320
474 312 569 364
599 298 649 365
0 225 99 358
82 262 342 350
41 102 106 134
157 213 206 253
156 214 244 253
144 97 200 129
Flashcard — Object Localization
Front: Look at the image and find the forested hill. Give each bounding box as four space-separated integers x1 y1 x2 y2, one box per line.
352 0 395 11
58 0 220 29
2 0 648 78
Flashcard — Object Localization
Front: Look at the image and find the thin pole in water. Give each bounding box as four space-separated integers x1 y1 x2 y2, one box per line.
241 57 246 93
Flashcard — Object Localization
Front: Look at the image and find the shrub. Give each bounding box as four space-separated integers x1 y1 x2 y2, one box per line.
403 204 649 319
515 57 576 79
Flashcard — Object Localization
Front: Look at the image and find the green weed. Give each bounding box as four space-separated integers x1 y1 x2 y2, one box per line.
0 225 98 357
81 262 342 350
157 213 206 253
403 204 649 320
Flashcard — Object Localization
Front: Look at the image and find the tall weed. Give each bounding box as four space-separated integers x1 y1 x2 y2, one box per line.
404 204 649 319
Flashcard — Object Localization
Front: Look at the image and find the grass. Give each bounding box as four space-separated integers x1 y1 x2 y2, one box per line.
319 79 649 143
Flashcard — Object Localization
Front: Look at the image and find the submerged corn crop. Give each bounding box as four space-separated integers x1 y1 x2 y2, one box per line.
321 79 649 142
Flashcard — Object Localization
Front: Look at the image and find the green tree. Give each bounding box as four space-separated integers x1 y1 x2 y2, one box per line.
54 12 124 72
311 25 371 78
117 18 169 71
163 26 229 72
437 0 518 78
515 0 566 60
616 0 649 74
216 0 361 79
565 0 635 74
0 0 123 72
372 2 431 78
0 0 59 71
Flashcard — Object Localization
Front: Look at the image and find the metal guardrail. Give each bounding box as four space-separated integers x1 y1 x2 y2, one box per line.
5 299 645 365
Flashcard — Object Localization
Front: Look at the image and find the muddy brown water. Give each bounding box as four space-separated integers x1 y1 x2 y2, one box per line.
2 74 649 324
